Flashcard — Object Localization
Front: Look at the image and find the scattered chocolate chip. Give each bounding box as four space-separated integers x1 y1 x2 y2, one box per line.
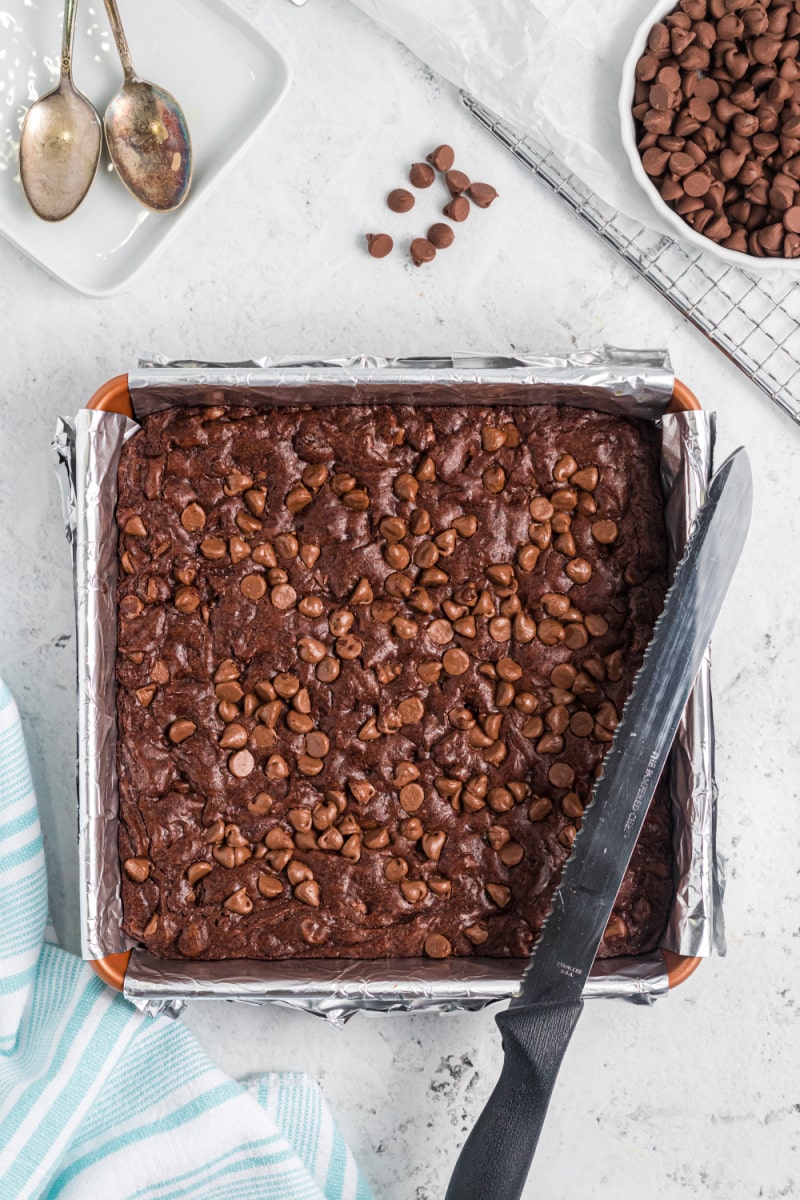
443 196 469 222
366 233 393 258
409 162 435 188
387 188 414 213
445 169 470 196
468 182 498 208
427 222 455 248
410 237 436 266
427 144 455 171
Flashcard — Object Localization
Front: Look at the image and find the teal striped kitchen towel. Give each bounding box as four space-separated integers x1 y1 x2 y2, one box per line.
0 680 373 1200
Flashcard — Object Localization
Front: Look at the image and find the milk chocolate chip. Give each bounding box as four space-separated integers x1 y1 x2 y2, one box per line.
424 933 452 958
427 222 455 248
388 188 415 213
180 502 206 532
410 162 435 188
228 749 255 778
443 196 469 222
124 857 151 882
366 233 393 258
410 238 436 266
168 719 196 744
468 182 498 208
427 144 455 171
445 169 470 196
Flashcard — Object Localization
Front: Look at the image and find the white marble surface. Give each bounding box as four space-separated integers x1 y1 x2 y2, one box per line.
0 1 798 1196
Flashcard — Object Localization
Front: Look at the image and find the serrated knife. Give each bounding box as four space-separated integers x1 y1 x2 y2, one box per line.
445 447 753 1200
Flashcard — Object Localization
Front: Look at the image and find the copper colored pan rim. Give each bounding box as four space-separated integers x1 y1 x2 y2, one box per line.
85 371 704 995
91 950 131 991
88 373 133 415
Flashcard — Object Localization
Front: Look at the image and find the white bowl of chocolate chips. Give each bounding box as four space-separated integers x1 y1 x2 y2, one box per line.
620 0 800 269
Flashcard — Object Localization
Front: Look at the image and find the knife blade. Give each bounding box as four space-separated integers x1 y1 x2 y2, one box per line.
444 447 753 1200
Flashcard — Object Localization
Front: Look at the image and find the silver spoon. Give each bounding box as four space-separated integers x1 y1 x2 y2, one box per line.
18 0 102 221
102 0 192 213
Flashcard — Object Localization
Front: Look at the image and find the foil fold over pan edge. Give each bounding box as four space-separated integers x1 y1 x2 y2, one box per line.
128 345 674 419
62 347 717 1017
123 951 668 1025
64 411 140 958
661 411 724 957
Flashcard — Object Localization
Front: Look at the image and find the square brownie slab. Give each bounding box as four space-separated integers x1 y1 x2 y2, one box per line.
116 401 672 962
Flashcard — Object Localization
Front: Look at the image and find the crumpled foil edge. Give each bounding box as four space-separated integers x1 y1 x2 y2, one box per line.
128 347 675 419
661 410 724 958
54 410 140 959
54 346 719 1021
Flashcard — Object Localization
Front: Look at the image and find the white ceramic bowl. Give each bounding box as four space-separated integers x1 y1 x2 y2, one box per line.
619 0 800 273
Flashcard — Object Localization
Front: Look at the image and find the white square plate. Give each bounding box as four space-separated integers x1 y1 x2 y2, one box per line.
0 0 291 295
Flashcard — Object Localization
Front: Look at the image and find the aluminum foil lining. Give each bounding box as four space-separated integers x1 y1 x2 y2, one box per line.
661 412 724 958
53 346 719 1022
54 410 140 959
129 347 675 418
123 951 668 1022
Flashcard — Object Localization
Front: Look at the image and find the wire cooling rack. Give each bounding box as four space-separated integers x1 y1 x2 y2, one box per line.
462 92 800 426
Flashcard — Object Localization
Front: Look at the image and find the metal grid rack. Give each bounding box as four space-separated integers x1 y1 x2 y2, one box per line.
462 93 800 426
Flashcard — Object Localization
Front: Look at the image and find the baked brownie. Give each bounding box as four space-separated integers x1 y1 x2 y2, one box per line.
116 401 673 961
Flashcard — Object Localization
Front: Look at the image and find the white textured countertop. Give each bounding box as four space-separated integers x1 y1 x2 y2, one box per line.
1 1 798 1197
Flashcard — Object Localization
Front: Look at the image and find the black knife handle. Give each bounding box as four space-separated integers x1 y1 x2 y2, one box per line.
444 998 584 1200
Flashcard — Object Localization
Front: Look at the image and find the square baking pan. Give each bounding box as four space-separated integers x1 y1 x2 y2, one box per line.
68 356 714 1019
